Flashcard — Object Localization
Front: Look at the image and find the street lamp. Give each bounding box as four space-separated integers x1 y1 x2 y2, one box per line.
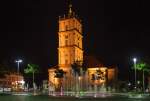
15 59 22 74
133 58 137 90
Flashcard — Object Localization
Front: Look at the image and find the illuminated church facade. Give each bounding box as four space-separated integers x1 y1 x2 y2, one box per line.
48 2 118 92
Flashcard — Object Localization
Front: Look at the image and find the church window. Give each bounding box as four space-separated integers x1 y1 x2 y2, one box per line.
65 35 68 46
65 54 68 57
65 40 68 46
65 59 68 64
66 25 68 30
65 35 68 39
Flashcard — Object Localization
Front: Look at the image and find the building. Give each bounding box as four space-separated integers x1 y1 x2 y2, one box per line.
48 1 118 92
0 73 25 91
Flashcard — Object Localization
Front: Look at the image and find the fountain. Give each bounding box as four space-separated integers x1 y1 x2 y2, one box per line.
94 85 97 98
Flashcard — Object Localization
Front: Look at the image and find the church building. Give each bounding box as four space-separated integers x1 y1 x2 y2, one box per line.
48 1 118 92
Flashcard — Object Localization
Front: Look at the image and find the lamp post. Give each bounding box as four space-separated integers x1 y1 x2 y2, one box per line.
15 59 22 74
133 58 137 90
15 59 22 90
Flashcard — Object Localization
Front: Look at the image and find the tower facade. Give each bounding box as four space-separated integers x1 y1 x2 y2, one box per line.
58 5 83 72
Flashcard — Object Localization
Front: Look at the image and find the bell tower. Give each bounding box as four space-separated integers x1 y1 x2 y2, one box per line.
58 1 83 71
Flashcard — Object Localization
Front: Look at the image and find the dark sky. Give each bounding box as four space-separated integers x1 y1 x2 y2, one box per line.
0 0 150 80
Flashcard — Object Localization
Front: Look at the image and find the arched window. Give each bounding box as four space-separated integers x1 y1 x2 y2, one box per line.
65 35 68 39
65 60 68 64
65 54 68 64
66 25 68 30
65 40 68 46
65 35 68 46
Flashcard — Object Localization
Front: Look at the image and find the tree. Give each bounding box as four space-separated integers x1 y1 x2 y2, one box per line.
136 62 150 92
54 69 66 78
24 64 39 91
54 68 66 93
72 62 81 76
82 62 87 76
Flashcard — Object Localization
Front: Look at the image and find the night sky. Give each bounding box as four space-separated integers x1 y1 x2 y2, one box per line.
0 0 150 80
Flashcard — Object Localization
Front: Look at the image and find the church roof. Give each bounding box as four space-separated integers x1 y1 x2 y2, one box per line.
49 65 59 69
83 55 104 68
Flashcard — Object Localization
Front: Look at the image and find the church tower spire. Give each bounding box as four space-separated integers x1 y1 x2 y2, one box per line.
68 4 73 16
68 0 73 17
